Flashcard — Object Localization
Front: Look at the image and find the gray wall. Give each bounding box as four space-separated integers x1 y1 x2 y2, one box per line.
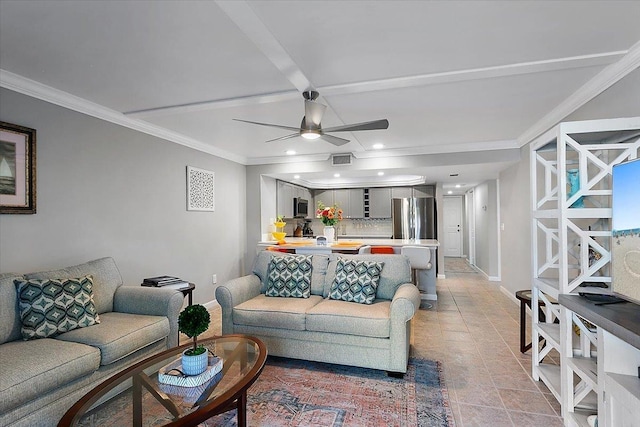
473 179 500 279
498 145 531 295
0 89 247 305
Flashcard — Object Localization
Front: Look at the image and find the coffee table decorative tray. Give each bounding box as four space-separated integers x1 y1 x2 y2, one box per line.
158 356 223 387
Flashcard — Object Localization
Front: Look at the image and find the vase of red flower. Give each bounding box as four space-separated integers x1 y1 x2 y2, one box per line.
316 201 343 243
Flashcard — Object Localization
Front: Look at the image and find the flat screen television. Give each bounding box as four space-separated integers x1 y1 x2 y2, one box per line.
611 158 640 304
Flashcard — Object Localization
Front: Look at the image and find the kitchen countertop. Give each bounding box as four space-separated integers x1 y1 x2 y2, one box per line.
258 237 439 251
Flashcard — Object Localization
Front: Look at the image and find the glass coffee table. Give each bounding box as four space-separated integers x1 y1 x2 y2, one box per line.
58 335 267 427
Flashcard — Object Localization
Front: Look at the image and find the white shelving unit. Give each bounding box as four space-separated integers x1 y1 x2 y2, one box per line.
530 117 640 427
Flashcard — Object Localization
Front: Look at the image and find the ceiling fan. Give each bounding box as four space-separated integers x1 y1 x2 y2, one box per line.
233 90 389 146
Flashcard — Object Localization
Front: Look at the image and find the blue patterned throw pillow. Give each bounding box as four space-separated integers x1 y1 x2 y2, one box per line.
329 257 384 304
266 255 313 298
14 275 100 340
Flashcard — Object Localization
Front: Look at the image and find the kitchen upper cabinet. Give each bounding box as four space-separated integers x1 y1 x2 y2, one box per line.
277 181 294 218
368 188 392 218
413 185 435 198
391 187 412 199
314 189 334 211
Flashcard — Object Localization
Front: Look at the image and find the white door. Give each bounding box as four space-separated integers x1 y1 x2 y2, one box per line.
443 196 463 257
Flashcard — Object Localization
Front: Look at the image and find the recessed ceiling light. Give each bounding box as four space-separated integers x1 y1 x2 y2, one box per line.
286 150 296 155
377 171 384 176
455 184 461 188
372 143 384 149
334 173 340 178
447 190 453 194
294 175 300 179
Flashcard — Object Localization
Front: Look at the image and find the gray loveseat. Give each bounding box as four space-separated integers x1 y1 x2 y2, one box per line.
0 257 184 427
215 252 421 375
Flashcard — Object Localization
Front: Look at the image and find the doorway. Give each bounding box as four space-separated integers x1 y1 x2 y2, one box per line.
443 196 463 257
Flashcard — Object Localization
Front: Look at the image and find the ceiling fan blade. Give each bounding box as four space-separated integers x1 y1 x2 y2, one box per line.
304 100 326 127
265 133 300 143
233 118 300 132
322 119 389 133
320 134 350 146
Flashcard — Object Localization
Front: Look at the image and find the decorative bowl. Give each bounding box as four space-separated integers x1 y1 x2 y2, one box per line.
274 221 286 229
272 232 287 240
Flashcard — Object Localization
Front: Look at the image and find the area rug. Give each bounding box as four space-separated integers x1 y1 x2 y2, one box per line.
443 257 477 273
79 357 455 427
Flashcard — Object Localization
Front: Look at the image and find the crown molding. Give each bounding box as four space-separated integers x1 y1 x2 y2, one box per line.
0 69 248 165
517 40 640 147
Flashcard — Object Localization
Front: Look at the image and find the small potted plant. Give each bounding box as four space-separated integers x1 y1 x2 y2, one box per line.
178 304 211 376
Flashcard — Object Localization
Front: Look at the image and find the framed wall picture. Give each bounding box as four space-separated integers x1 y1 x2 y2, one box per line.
187 166 215 211
0 121 36 214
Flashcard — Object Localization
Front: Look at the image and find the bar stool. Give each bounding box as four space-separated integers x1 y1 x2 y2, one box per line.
400 246 432 287
370 246 395 254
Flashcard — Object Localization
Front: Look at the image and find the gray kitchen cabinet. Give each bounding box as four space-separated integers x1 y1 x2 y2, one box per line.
277 181 294 218
391 187 412 199
368 187 392 218
314 189 334 210
413 185 435 197
347 189 364 218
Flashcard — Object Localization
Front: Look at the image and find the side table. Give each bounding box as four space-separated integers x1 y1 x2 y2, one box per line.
515 289 556 353
180 282 196 306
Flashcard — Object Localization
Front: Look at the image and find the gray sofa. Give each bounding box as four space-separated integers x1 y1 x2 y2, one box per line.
0 257 184 427
215 252 421 375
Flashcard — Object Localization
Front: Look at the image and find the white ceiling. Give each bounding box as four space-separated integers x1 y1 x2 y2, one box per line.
1 1 639 190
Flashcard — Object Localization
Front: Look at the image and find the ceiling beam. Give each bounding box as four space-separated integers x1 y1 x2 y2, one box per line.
517 39 640 147
125 50 625 119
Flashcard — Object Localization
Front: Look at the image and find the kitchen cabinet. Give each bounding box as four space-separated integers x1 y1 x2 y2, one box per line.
368 188 392 218
277 181 294 218
391 187 412 199
317 189 363 218
277 181 312 218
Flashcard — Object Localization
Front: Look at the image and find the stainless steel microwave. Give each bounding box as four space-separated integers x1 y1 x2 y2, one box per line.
293 198 309 218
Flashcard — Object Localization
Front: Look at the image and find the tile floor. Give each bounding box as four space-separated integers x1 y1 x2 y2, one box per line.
187 257 564 427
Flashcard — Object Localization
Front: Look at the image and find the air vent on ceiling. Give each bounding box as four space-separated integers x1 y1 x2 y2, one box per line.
332 154 352 166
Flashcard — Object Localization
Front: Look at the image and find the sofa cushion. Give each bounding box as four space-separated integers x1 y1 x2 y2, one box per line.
233 294 323 331
324 254 411 300
14 276 100 340
306 299 391 338
328 257 384 304
253 251 329 296
265 254 313 298
54 311 169 365
0 338 100 414
24 257 123 314
0 273 23 344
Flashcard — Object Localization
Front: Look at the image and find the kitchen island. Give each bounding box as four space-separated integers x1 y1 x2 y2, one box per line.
257 238 439 299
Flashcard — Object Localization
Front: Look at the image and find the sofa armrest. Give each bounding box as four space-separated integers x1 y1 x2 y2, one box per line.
215 275 261 334
113 286 184 348
390 283 421 321
388 283 421 373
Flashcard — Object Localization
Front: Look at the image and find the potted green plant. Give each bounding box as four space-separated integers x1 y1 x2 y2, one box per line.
178 304 211 376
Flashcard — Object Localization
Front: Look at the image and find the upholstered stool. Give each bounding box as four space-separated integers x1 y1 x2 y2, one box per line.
400 246 432 286
370 246 396 254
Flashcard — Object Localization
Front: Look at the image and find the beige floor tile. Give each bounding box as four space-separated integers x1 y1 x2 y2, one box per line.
498 388 556 415
457 403 514 427
507 410 564 427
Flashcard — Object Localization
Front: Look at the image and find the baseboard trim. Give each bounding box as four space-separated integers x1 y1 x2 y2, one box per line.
437 274 446 279
204 299 220 310
500 286 519 306
421 293 437 300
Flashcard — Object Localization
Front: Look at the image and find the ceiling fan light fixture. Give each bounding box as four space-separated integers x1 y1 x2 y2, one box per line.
301 130 321 140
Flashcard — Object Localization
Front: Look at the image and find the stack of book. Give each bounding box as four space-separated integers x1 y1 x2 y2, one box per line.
141 276 190 290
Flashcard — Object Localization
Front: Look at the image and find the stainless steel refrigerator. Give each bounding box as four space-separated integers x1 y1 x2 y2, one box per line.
392 197 437 239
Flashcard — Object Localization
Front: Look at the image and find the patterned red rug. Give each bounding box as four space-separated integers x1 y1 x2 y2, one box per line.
79 357 455 427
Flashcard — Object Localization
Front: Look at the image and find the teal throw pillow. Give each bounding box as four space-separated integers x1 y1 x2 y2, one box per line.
266 254 313 298
14 275 100 340
329 257 384 304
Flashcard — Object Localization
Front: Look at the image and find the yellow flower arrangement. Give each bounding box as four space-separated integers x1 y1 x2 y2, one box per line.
316 202 343 226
